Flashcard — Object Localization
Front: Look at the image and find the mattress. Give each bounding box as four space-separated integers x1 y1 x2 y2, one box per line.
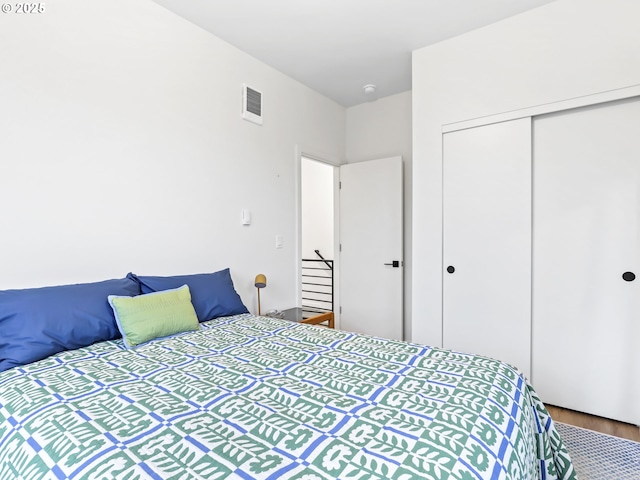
0 313 575 479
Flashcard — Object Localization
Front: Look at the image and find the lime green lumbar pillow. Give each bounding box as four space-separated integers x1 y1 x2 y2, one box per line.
108 284 199 348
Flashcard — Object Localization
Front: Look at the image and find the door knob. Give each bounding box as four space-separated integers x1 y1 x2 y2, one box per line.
447 266 455 274
384 261 400 267
622 272 636 282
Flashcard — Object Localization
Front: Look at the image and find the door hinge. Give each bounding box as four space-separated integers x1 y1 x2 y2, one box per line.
339 243 342 252
339 181 342 189
340 306 342 314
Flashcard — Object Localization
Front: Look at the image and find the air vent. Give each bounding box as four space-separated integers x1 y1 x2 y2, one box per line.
242 84 263 125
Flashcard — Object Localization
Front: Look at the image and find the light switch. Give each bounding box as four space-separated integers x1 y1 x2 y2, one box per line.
242 209 251 225
275 235 283 249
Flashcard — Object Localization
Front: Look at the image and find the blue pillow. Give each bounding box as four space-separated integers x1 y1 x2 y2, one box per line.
126 268 248 322
0 277 141 372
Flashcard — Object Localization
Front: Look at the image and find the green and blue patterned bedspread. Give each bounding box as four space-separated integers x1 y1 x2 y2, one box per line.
0 314 575 479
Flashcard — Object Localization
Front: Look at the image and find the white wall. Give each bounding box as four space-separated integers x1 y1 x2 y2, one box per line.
345 91 412 340
301 158 334 260
0 0 345 315
412 0 640 345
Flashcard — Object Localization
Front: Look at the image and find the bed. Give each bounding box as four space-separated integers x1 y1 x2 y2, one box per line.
0 273 576 479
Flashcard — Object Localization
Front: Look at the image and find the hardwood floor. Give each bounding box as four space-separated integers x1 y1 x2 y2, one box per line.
545 404 640 442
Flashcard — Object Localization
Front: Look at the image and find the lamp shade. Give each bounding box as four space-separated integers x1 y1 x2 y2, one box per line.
254 274 266 288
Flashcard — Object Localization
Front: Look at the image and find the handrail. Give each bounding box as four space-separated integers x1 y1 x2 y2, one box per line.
314 249 333 270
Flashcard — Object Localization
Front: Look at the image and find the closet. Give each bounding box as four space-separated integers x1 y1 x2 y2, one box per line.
443 118 532 380
443 97 639 425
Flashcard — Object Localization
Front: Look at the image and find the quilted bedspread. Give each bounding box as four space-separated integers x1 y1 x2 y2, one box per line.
0 314 575 479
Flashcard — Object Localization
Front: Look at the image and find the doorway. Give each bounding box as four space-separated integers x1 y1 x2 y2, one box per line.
297 154 404 338
300 156 337 321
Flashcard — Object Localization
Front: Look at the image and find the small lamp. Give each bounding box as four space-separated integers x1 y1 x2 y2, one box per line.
254 274 266 315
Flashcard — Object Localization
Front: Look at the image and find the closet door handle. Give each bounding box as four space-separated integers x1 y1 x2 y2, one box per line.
446 266 455 274
622 272 635 282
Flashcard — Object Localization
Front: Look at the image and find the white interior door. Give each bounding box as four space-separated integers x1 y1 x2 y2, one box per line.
443 118 532 378
339 157 403 340
532 98 640 425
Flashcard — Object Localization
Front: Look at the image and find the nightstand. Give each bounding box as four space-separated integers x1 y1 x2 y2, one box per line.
282 307 334 329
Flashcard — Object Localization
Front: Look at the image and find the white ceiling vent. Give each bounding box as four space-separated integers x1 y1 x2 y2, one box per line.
242 84 263 125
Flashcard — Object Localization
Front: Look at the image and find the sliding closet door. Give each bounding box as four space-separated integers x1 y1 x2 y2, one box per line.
533 98 640 425
443 118 532 378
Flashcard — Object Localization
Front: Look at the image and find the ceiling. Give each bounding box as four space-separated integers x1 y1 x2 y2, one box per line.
152 0 556 107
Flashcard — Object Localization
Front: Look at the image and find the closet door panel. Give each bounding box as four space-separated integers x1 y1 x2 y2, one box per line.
533 98 640 424
443 118 532 378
